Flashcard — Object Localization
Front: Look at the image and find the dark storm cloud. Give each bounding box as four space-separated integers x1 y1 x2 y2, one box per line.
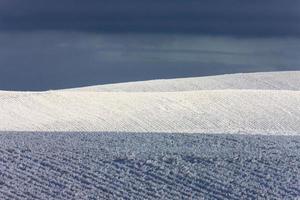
0 0 299 37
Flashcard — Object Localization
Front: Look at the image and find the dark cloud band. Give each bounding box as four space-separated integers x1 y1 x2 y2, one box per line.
0 0 299 37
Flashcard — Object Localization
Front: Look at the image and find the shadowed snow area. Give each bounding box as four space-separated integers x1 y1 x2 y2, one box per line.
68 71 300 92
0 132 299 199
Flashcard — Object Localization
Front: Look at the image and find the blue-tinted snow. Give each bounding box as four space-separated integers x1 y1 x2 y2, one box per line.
0 132 299 199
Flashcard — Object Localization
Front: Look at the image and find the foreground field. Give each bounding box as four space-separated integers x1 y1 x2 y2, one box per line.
0 132 299 200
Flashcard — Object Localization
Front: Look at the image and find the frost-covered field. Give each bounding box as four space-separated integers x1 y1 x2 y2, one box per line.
0 132 299 200
0 71 300 199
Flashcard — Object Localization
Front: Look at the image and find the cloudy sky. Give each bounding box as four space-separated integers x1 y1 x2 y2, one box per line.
0 0 299 90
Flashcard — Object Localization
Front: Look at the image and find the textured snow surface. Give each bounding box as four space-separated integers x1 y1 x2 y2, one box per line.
1 71 300 199
69 71 300 92
0 90 300 134
0 132 299 200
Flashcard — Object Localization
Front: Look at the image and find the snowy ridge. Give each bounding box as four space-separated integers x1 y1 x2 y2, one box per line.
1 89 300 135
68 71 300 92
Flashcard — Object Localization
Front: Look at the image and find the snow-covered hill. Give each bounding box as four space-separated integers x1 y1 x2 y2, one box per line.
1 71 299 134
68 71 300 92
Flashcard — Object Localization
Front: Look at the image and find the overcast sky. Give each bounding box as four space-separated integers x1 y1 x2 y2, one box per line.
0 0 299 90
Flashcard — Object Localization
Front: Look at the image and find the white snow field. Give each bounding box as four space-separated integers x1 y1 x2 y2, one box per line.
0 90 300 134
0 71 299 199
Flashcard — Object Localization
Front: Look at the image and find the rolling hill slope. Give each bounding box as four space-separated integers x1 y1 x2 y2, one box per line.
0 90 300 134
